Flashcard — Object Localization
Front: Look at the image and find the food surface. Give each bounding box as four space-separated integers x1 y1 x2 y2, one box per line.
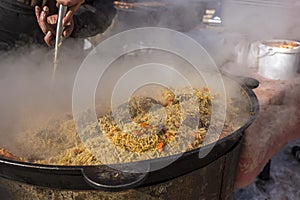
264 41 300 49
99 88 212 154
4 86 250 166
0 148 26 162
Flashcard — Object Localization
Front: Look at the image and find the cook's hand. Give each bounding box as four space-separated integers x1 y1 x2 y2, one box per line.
35 6 74 47
56 0 85 28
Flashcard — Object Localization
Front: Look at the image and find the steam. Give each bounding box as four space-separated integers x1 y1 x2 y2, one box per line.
188 0 300 75
221 0 300 41
114 0 300 77
0 39 85 150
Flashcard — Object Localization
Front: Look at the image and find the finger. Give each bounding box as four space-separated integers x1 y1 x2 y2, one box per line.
47 15 58 25
63 10 74 26
35 6 42 23
37 11 48 34
41 6 49 21
63 25 73 38
36 6 50 34
44 31 55 47
42 5 49 13
39 11 49 34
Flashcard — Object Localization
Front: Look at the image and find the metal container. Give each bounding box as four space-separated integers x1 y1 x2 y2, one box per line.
0 74 259 191
257 40 300 80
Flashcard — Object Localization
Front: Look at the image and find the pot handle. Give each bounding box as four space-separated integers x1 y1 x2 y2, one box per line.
241 77 260 89
257 44 277 58
82 165 148 191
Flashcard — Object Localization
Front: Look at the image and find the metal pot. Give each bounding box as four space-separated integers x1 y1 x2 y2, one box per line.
0 73 259 191
257 40 300 80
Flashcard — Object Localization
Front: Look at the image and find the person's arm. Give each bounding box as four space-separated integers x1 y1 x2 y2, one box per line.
70 0 116 38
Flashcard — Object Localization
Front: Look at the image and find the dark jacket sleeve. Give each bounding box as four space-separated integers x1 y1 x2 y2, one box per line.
71 0 116 38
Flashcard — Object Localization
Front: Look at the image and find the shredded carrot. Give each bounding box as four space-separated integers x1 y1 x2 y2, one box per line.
157 142 165 150
163 96 174 107
140 122 149 128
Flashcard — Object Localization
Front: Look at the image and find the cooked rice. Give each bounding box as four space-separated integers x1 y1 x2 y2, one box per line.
13 87 248 165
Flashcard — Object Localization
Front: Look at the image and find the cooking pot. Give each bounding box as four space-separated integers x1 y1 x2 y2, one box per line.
0 74 259 192
257 40 300 80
